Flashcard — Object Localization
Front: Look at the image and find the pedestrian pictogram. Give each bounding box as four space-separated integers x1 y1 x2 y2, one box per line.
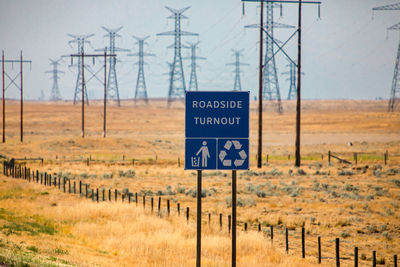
196 141 210 167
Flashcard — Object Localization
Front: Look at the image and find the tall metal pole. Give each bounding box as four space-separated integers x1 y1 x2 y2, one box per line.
257 0 264 168
295 0 302 167
103 49 107 138
2 51 5 143
232 170 237 267
81 51 85 138
196 170 202 267
20 51 23 143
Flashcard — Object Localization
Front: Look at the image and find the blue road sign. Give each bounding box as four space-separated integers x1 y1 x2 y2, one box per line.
185 91 249 138
185 91 249 170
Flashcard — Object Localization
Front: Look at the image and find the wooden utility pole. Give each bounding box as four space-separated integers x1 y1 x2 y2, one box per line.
20 51 23 142
103 50 107 138
242 0 320 168
295 0 302 167
70 49 115 138
2 51 5 143
81 52 85 138
257 0 264 168
0 51 31 143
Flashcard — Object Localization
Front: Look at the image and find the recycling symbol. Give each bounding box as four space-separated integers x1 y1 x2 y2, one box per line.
219 140 247 167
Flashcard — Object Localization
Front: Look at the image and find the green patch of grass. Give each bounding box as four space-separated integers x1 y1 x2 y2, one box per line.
27 246 39 253
0 208 56 236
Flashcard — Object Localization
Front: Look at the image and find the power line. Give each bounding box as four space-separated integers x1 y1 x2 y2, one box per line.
45 58 64 101
67 33 94 105
97 26 130 107
157 6 198 105
373 2 400 112
128 35 155 103
226 49 249 91
184 41 206 91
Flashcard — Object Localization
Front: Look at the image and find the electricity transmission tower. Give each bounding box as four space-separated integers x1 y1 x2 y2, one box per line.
157 6 198 105
373 2 400 112
68 34 93 105
128 35 155 103
282 60 304 100
46 58 63 101
245 3 294 111
184 41 206 91
226 49 249 91
98 26 129 106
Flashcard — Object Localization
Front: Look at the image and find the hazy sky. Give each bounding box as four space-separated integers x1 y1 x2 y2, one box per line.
0 0 398 100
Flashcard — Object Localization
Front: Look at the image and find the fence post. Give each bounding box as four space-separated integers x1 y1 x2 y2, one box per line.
372 251 376 267
271 225 273 241
258 224 261 232
63 178 66 193
208 213 211 225
115 189 117 202
244 223 247 231
151 197 154 213
143 195 145 209
96 188 99 203
328 151 331 164
318 236 321 264
58 177 61 189
128 193 131 203
122 193 125 202
266 154 269 163
384 150 388 166
286 228 289 253
302 227 305 258
228 215 231 234
177 203 180 216
135 192 138 206
167 199 170 216
79 181 82 195
354 152 357 165
102 188 105 201
186 207 189 223
158 197 161 213
219 213 222 230
68 179 71 193
74 181 76 194
92 189 94 201
86 184 89 199
109 189 111 201
354 247 358 267
394 254 397 267
336 238 340 267
178 157 180 167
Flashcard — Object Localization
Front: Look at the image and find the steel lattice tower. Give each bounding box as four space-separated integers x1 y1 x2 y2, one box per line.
68 34 93 104
282 60 304 100
184 41 206 91
128 35 155 103
46 58 64 101
246 3 294 111
373 3 400 112
157 6 198 105
226 49 249 91
98 27 130 106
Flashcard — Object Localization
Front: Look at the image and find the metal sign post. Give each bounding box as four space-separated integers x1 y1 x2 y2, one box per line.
185 91 249 267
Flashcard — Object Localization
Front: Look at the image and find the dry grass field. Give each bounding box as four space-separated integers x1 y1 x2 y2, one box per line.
0 99 399 266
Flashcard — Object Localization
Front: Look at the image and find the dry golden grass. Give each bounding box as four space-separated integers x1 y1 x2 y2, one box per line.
0 99 399 266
